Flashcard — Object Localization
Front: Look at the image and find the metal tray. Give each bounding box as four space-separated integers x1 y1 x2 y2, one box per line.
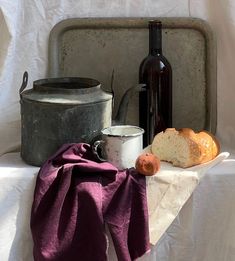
48 17 217 133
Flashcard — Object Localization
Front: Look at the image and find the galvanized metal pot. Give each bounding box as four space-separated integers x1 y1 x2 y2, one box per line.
20 72 114 166
20 72 144 166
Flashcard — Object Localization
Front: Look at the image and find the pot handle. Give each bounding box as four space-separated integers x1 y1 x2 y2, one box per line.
19 71 28 96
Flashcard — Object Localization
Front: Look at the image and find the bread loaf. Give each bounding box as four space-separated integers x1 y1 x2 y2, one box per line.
151 128 220 168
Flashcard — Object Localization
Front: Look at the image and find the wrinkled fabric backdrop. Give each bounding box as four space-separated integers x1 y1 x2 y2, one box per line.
0 0 234 155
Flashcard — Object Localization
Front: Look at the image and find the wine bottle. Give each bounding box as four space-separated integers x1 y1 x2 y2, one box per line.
139 20 172 147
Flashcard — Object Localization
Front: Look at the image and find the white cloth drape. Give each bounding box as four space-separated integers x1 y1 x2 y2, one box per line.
0 0 235 153
0 152 235 261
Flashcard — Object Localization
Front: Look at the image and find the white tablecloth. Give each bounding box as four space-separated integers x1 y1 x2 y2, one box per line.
0 152 235 261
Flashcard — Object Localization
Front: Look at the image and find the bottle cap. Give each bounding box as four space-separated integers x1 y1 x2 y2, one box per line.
149 20 162 28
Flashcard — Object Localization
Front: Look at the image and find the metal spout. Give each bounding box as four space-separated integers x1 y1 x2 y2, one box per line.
113 84 146 125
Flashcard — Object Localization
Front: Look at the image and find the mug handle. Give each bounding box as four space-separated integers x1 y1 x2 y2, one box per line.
92 140 106 162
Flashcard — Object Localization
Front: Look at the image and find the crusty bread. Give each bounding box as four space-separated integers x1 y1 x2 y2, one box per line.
151 128 220 168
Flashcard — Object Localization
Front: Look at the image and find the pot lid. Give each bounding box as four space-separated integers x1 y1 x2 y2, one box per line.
21 77 112 105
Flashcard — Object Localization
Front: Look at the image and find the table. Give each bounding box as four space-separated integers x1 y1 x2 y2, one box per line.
0 152 235 261
150 158 235 261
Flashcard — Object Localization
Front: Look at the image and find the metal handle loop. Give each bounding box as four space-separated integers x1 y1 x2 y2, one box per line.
92 140 106 162
19 71 28 96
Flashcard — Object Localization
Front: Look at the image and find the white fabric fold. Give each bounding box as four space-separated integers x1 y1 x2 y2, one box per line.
146 151 230 245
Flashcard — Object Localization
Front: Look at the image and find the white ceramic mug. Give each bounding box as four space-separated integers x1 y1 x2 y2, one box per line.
92 125 144 170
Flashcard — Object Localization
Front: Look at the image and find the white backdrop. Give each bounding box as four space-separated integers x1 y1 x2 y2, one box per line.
0 0 235 155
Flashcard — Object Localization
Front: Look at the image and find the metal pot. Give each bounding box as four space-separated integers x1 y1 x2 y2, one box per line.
20 72 144 166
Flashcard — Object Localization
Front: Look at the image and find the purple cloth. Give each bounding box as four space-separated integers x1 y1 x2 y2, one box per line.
31 143 150 261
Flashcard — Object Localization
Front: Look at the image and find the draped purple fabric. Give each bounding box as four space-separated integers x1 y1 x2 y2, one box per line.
30 143 150 261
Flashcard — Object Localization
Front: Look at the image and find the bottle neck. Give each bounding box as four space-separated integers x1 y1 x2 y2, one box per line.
149 21 162 56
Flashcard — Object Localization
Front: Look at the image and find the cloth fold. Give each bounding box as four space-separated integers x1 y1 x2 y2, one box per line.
30 143 150 261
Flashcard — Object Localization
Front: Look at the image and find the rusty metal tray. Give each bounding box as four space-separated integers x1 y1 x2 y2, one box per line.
48 17 217 133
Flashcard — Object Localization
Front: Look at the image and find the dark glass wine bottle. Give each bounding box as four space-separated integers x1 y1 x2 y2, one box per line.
139 20 172 147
